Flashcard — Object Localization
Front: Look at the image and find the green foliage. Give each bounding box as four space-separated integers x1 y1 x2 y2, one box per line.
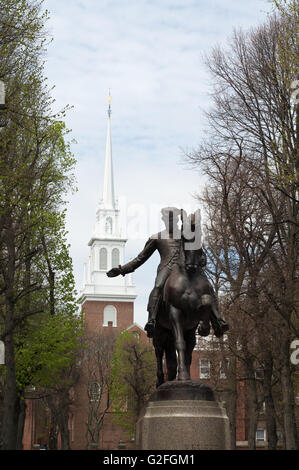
110 331 156 435
0 0 83 449
15 311 84 391
0 0 83 446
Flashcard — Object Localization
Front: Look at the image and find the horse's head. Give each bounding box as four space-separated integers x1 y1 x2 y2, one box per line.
184 245 206 273
181 210 206 274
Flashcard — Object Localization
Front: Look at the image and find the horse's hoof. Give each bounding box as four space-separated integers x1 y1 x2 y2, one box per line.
156 377 164 388
212 319 229 338
198 320 210 337
144 321 155 338
177 372 190 381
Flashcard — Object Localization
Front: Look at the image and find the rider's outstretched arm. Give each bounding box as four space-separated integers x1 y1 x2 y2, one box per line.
120 237 157 275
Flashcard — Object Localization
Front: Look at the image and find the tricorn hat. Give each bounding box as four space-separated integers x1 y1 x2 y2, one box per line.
161 207 186 220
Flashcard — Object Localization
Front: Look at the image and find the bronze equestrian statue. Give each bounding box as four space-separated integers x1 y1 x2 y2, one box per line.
107 207 228 383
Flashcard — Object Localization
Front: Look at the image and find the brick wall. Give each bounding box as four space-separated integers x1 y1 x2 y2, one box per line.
83 300 134 334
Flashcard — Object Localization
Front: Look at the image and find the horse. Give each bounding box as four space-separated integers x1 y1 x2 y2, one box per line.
153 217 221 384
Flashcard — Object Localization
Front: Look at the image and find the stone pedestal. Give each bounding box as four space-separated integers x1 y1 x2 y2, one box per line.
136 381 231 450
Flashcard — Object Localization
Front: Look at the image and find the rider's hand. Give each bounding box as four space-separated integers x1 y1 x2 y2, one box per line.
106 266 122 277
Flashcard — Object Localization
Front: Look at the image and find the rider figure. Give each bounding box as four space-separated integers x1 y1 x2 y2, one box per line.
107 207 228 338
107 207 182 337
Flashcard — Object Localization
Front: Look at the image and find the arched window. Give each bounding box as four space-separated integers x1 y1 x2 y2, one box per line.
105 217 112 234
132 331 140 341
89 382 101 401
99 247 107 270
112 248 120 268
103 305 117 327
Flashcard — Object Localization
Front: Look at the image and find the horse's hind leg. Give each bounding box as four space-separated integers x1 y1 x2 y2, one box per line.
165 337 177 382
169 305 190 381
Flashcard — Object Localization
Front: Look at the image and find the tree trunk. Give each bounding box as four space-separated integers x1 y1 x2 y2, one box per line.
1 329 19 450
59 409 70 450
263 356 277 450
226 389 237 450
224 356 237 450
246 365 259 450
49 418 58 450
1 218 19 450
16 398 26 450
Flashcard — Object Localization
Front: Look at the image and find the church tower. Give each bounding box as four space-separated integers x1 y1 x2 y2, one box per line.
80 93 136 331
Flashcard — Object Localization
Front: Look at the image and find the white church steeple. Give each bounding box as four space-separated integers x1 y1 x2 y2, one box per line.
94 92 121 239
101 91 115 209
80 92 136 305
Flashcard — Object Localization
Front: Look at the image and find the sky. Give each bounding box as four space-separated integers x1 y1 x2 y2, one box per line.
43 0 273 327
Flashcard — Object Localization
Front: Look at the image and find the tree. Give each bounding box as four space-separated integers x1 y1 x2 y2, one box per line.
186 8 298 449
110 331 156 437
0 0 77 449
84 329 117 449
13 208 83 449
42 361 81 450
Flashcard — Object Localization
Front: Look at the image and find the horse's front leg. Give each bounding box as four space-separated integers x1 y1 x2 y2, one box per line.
153 335 164 387
184 328 196 377
169 305 190 381
155 347 164 387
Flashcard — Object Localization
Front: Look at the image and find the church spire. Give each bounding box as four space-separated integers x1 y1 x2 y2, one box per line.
81 91 136 303
101 90 115 208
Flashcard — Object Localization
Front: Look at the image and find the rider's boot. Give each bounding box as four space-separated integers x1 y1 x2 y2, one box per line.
197 295 211 336
197 319 210 337
210 303 229 338
144 295 160 338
